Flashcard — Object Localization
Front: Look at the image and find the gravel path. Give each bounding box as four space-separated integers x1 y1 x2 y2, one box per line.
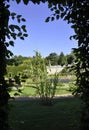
9 94 73 101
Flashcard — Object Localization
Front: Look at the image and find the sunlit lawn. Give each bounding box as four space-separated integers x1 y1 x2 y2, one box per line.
9 97 81 130
9 82 72 97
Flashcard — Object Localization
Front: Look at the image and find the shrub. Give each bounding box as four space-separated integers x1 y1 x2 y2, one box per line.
30 51 59 105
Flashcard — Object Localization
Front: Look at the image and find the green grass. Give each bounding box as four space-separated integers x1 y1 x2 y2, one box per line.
9 97 81 130
9 82 72 97
56 88 70 95
9 86 37 97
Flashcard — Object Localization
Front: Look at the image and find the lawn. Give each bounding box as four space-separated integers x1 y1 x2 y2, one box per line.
9 96 81 130
9 82 72 97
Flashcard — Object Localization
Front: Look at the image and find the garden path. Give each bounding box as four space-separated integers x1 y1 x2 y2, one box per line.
10 94 73 101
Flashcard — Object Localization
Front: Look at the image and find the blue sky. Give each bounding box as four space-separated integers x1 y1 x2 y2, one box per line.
9 1 77 57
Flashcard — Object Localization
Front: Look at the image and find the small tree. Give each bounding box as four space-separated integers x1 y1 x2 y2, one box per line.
30 51 59 105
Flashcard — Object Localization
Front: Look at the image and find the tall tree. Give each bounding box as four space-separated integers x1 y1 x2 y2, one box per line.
0 0 28 129
58 52 66 66
0 1 11 129
0 0 28 105
45 52 58 65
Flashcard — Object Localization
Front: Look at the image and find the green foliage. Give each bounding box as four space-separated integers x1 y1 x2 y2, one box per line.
6 56 32 80
0 6 28 129
2 2 28 58
0 2 11 127
30 51 59 105
7 55 28 66
14 75 21 85
8 13 28 47
45 52 58 65
58 52 66 66
45 52 74 66
68 82 78 94
6 63 30 79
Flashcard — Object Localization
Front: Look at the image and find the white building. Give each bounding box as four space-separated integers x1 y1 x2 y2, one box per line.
47 65 64 74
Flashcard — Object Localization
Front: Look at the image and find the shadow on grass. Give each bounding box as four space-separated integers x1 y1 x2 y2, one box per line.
9 96 82 130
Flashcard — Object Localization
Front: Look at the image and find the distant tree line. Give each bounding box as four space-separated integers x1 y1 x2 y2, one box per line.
45 51 75 66
7 51 75 67
7 55 31 66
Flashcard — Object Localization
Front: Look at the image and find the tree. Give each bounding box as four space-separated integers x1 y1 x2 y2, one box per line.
45 52 58 65
58 52 66 66
7 55 28 66
0 0 28 129
30 51 59 105
0 0 28 105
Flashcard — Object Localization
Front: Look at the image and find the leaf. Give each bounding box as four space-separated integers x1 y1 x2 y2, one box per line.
50 8 54 11
58 6 64 12
14 25 21 31
18 32 22 37
48 3 52 8
55 10 60 14
56 15 60 20
23 34 28 37
5 42 9 47
9 51 13 57
16 0 21 4
17 15 22 18
36 1 40 4
45 17 50 22
7 50 13 58
12 16 15 20
9 41 14 46
5 5 10 8
6 34 10 39
20 37 24 40
23 0 29 5
11 12 16 16
17 18 20 23
21 25 27 32
9 25 15 32
41 0 46 3
11 33 16 40
61 12 66 18
51 17 55 21
21 18 26 22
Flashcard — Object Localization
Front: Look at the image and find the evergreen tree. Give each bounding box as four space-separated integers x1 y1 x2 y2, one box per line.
58 52 66 66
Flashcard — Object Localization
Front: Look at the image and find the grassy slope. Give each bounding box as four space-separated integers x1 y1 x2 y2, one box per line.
9 97 81 130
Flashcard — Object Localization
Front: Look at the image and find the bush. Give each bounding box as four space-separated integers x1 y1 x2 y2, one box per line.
30 51 59 105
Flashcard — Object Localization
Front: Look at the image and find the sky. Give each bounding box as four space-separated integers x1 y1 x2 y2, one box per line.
9 1 78 57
